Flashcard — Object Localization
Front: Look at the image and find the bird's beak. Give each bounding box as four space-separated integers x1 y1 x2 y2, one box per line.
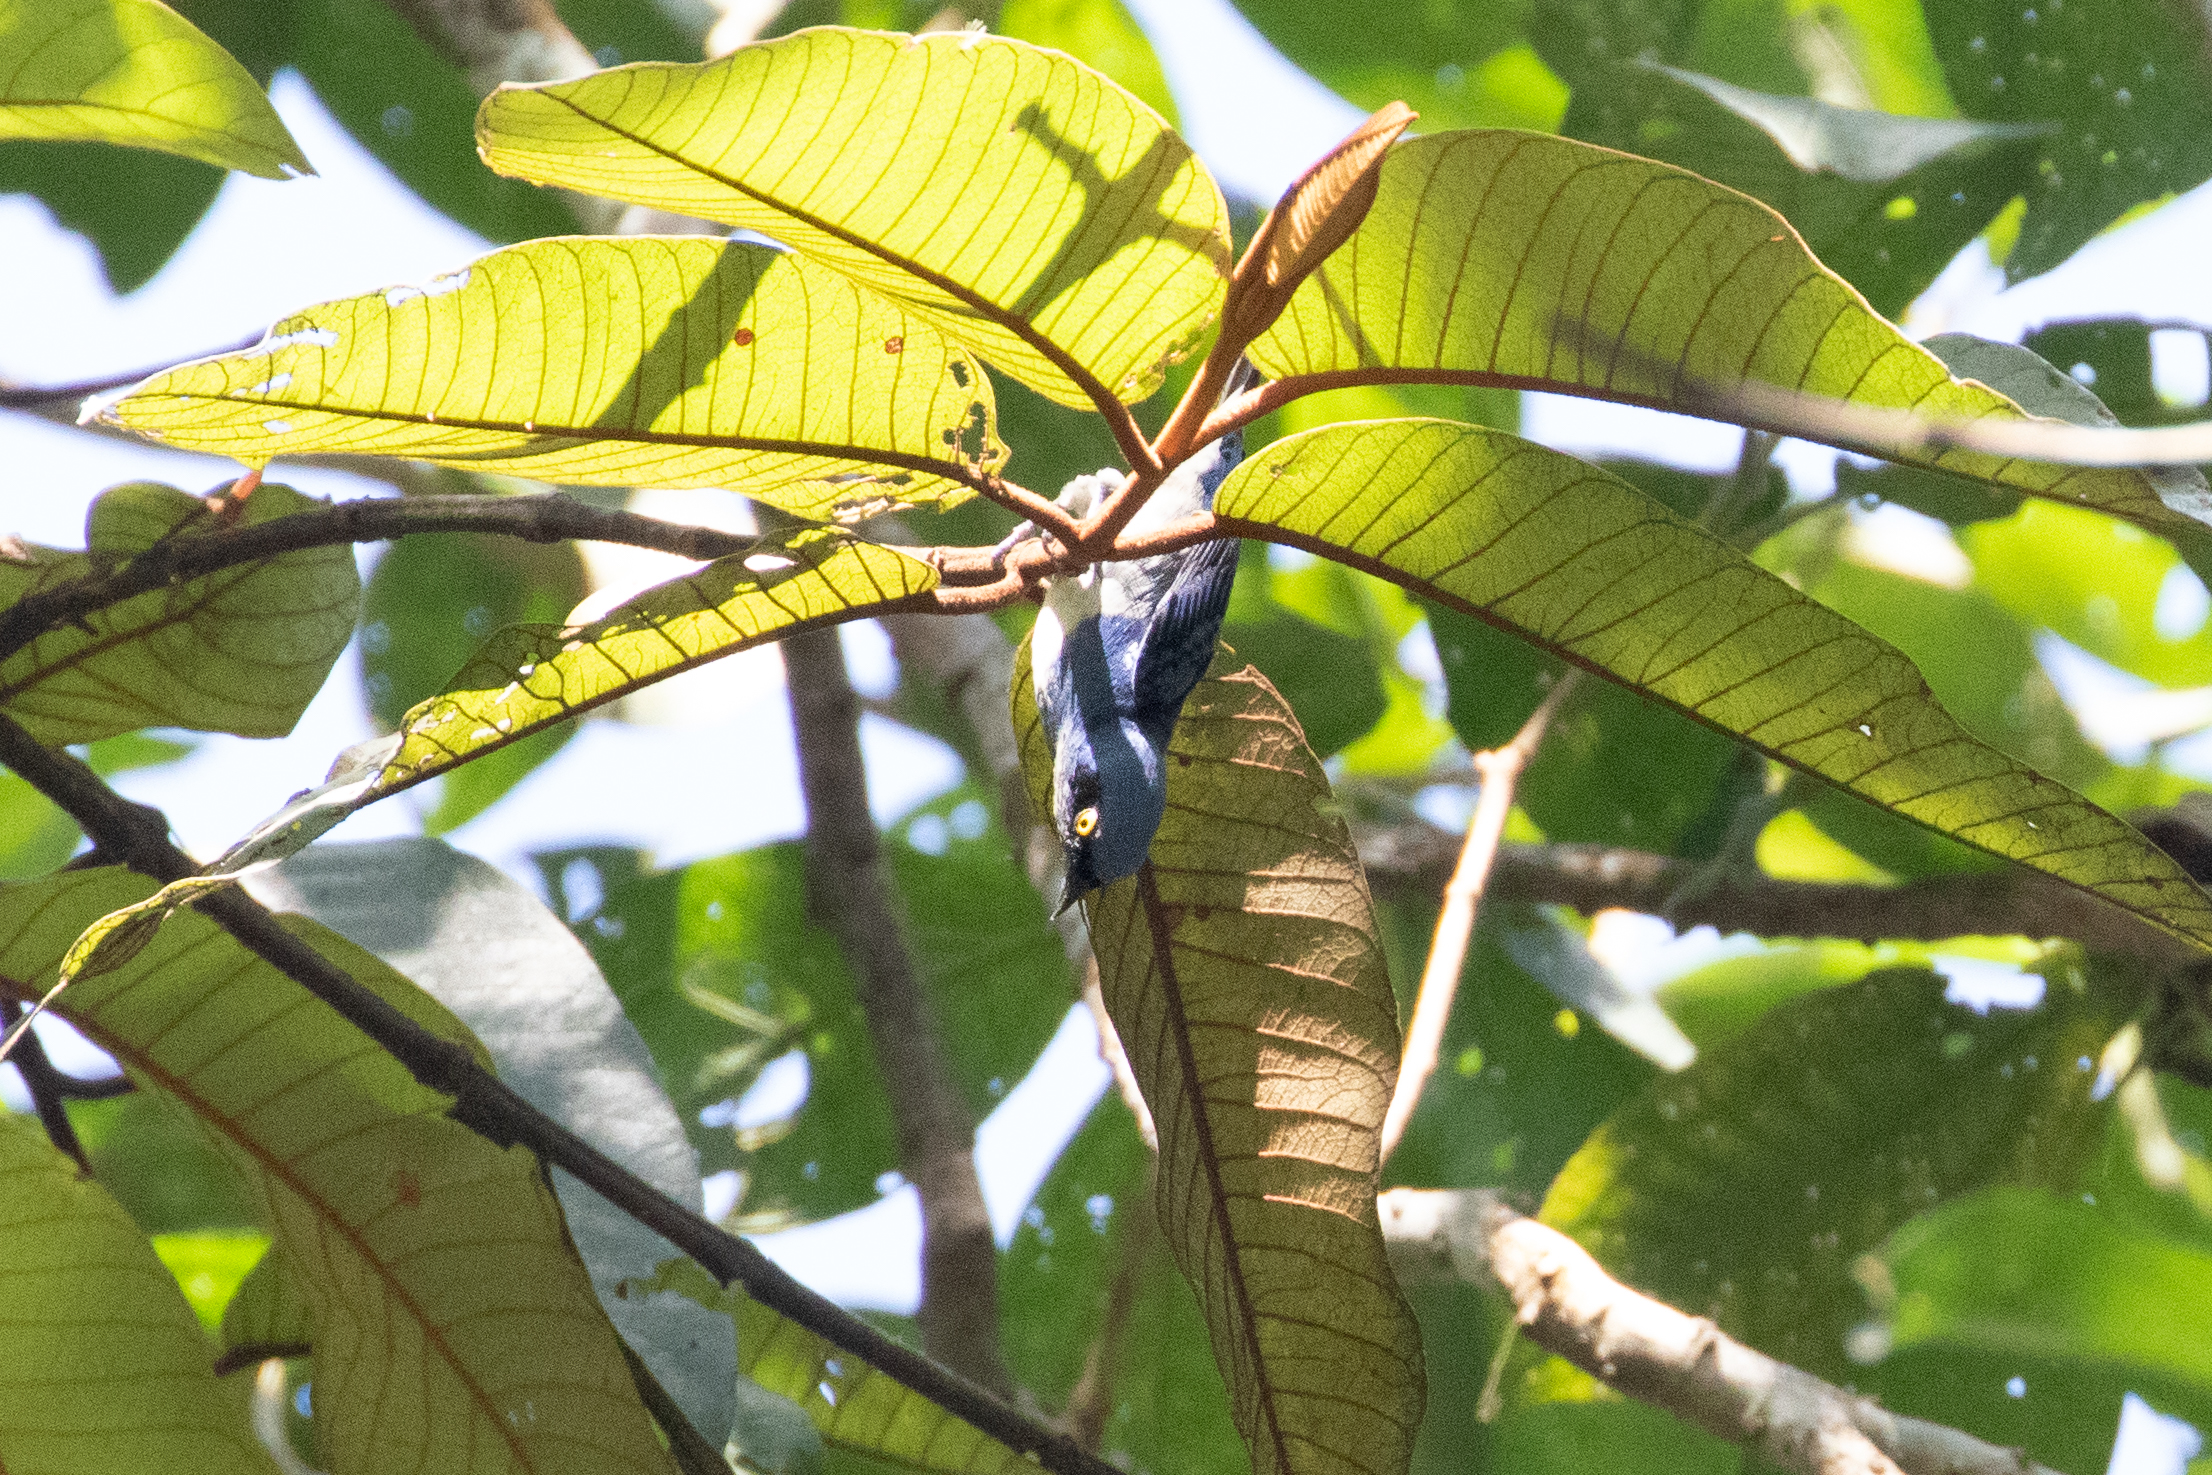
1054 874 1086 917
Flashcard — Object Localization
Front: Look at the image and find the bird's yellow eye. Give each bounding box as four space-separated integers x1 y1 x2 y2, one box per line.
1072 806 1099 838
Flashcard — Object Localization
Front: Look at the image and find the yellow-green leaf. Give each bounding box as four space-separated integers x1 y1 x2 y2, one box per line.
475 29 1231 410
0 869 680 1475
638 1257 1022 1475
1015 649 1424 1475
0 1111 280 1475
363 525 935 803
0 0 309 177
150 1230 271 1336
1215 419 2212 954
106 239 1006 520
1247 131 2211 542
0 481 359 744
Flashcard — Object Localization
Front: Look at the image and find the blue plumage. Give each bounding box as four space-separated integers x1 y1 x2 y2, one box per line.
1031 367 1253 912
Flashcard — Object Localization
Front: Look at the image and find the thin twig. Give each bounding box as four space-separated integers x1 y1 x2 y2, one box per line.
1348 823 2201 967
781 626 1015 1397
1379 1188 2061 1475
6 1002 92 1172
1379 674 1579 1159
0 493 758 668
1059 1169 1156 1451
0 714 1117 1475
0 335 260 410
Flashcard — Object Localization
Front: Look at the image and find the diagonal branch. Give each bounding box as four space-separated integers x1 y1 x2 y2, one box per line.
0 712 1114 1475
782 625 1015 1397
5 1001 93 1172
1380 674 1578 1159
1379 1188 2064 1475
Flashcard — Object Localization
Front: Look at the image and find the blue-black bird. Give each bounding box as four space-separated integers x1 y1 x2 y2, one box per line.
1030 362 1257 913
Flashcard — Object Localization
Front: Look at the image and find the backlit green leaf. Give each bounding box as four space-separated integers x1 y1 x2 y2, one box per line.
475 29 1232 409
0 481 359 745
997 0 1179 127
1215 419 2212 954
0 1111 279 1475
0 0 309 177
1246 131 2210 542
362 526 935 806
1017 650 1426 1475
106 238 1006 519
0 869 680 1475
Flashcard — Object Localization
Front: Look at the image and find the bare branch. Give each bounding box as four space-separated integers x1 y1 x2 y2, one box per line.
1381 675 1578 1159
1380 1188 2059 1475
1059 1170 1155 1450
5 1002 93 1172
1353 821 2199 967
782 626 1015 1396
0 713 1116 1475
0 493 758 669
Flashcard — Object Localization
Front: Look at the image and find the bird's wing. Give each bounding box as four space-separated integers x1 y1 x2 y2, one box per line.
1130 533 1239 731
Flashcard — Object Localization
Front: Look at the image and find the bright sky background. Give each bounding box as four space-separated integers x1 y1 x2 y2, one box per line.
2 3 2209 1467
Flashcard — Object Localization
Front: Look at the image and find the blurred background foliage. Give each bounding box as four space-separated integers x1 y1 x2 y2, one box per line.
9 0 2212 1472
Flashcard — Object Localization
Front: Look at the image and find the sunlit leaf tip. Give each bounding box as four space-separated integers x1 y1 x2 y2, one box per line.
473 27 1233 410
0 0 312 178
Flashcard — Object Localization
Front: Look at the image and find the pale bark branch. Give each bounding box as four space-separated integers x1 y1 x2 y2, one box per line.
1380 675 1578 1158
1379 1188 2058 1475
782 626 1015 1396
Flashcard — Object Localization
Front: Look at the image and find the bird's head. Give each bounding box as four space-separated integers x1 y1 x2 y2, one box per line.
1050 713 1166 915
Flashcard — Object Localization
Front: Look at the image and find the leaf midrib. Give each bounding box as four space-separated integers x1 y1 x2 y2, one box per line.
1130 862 1296 1475
162 393 994 496
0 955 539 1472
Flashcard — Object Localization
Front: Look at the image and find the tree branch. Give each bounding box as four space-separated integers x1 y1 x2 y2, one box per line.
1379 1188 2060 1475
0 493 758 668
0 713 1113 1475
1381 675 1577 1159
782 626 1015 1397
5 1001 92 1172
1352 820 2199 967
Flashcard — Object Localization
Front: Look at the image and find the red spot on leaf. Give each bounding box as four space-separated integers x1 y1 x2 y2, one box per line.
393 1169 423 1208
733 327 755 347
883 336 904 355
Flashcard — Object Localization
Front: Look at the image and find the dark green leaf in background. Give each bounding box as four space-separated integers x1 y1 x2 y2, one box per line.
2025 318 2212 429
1535 963 2131 1387
1926 0 2212 281
290 0 576 245
1227 0 1567 139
